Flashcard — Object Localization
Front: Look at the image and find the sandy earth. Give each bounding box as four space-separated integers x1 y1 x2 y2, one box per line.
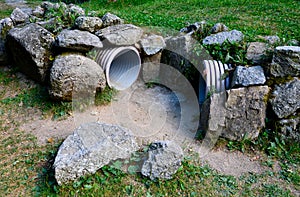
19 79 267 177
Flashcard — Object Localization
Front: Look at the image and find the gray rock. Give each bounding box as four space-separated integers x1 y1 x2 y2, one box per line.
0 18 14 63
66 4 85 17
231 66 266 87
10 7 29 25
75 16 103 33
210 23 229 34
287 39 299 46
277 115 300 142
269 78 300 118
263 35 280 45
6 23 54 83
54 122 138 185
141 141 183 180
140 34 165 55
246 42 271 64
101 12 124 27
270 46 300 77
202 86 269 141
32 6 44 18
96 24 143 46
203 30 244 45
179 21 207 34
55 29 103 52
49 54 106 101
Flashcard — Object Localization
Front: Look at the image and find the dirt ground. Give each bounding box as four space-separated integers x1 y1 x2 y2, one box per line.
19 78 267 177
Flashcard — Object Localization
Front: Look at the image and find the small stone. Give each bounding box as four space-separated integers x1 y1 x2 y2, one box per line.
66 4 85 17
53 122 138 185
246 42 271 64
32 6 44 18
231 66 266 87
263 35 280 45
101 12 124 27
96 24 143 46
269 78 300 118
55 29 103 52
277 115 300 142
140 34 166 55
141 141 183 180
10 7 29 25
270 46 300 77
75 16 103 33
203 30 244 45
210 23 229 34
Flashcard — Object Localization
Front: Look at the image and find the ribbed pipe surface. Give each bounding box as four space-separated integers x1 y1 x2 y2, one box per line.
199 60 230 105
95 46 141 90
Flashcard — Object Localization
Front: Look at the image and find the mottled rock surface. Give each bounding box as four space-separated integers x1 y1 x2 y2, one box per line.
6 23 54 83
201 86 269 141
101 12 124 27
203 30 243 45
269 78 300 118
55 29 103 52
141 141 183 180
210 23 229 34
49 54 106 101
277 115 300 142
231 66 266 87
75 16 103 33
246 42 271 64
54 122 138 185
270 46 300 77
10 7 29 24
140 34 165 55
96 24 143 46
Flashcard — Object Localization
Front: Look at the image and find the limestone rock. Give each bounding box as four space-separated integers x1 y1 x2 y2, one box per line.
231 66 266 87
0 18 14 63
96 24 143 46
49 54 106 101
270 46 300 77
277 115 300 142
55 29 103 52
224 86 269 140
140 34 165 55
67 4 85 17
75 16 103 33
263 35 280 45
10 7 29 25
203 30 244 45
179 21 207 34
141 141 183 180
101 12 124 27
210 23 229 34
54 122 138 185
202 86 269 141
269 78 300 118
6 23 54 83
246 42 271 64
32 6 44 18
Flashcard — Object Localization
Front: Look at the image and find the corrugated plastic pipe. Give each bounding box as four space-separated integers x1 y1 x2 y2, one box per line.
199 60 231 105
95 46 141 90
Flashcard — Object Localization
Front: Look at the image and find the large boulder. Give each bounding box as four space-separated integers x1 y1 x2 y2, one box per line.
55 29 103 52
95 24 143 46
269 78 300 118
75 16 103 33
6 23 54 83
54 122 139 185
270 46 300 77
141 141 183 180
101 12 124 28
202 30 244 45
49 54 106 101
201 86 269 141
231 66 266 87
0 18 14 63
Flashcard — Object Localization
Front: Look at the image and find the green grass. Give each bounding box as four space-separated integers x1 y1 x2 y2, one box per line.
80 0 300 41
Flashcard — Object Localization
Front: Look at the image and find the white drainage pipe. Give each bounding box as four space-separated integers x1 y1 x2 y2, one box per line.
95 46 141 90
199 60 231 105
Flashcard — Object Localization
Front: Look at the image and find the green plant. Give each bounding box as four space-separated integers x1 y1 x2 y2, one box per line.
94 87 118 106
